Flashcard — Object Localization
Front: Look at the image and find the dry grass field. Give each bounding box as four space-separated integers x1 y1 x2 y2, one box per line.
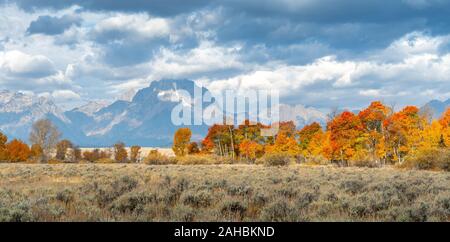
0 163 449 222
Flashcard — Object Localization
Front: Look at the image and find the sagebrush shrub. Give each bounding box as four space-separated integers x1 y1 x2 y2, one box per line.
56 189 74 205
181 191 212 208
96 176 138 207
220 200 247 220
261 200 295 222
110 192 157 214
257 153 292 166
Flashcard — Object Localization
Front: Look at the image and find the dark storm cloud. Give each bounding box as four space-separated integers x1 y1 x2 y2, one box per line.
2 0 213 16
27 14 81 35
223 0 450 24
7 0 450 26
6 0 450 54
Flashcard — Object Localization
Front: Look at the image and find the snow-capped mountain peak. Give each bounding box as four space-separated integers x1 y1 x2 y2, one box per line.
0 90 34 113
0 90 71 141
71 100 111 116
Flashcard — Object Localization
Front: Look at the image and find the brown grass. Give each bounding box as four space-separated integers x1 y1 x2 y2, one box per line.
0 163 449 222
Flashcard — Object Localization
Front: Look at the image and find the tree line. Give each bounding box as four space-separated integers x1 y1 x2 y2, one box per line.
0 119 144 163
173 101 450 168
0 101 448 168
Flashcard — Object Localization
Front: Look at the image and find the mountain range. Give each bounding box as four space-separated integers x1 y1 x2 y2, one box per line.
0 80 448 147
0 79 214 147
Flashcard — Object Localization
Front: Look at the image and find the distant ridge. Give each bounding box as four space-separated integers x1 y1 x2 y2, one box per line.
421 98 450 119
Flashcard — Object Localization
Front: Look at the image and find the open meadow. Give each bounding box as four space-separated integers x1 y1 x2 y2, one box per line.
0 163 449 222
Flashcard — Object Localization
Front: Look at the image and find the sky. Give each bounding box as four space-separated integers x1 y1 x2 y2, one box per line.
0 0 449 110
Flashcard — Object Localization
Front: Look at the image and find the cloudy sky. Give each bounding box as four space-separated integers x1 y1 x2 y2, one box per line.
0 0 449 110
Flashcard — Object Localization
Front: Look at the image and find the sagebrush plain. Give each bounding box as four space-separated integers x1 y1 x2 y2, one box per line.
0 163 449 222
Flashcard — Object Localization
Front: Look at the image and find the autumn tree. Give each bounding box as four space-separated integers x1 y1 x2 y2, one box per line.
239 139 264 160
420 120 444 150
30 144 44 162
298 122 325 161
327 111 364 164
83 149 101 162
173 128 192 156
202 124 237 157
73 146 82 161
439 107 450 147
235 120 267 144
114 142 128 162
265 132 300 156
278 121 297 137
298 122 322 150
5 139 30 162
29 119 60 162
55 139 73 161
82 148 111 162
187 142 200 154
130 145 141 163
358 101 390 163
383 106 424 163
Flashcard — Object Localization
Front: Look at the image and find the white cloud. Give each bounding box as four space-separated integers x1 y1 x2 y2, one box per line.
374 32 450 62
0 50 56 78
51 89 81 101
206 33 450 107
147 41 245 80
93 13 170 40
206 56 359 95
359 89 381 97
110 78 148 94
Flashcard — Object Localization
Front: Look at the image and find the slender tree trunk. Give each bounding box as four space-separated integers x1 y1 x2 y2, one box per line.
228 126 235 159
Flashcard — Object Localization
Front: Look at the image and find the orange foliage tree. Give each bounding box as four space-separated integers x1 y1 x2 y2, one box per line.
201 124 235 156
5 139 30 162
30 144 43 162
130 145 141 163
239 139 264 160
358 101 390 163
439 107 450 147
187 142 200 154
265 132 300 156
83 149 110 162
383 106 424 163
327 111 364 163
114 142 128 162
297 122 325 161
173 128 192 156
